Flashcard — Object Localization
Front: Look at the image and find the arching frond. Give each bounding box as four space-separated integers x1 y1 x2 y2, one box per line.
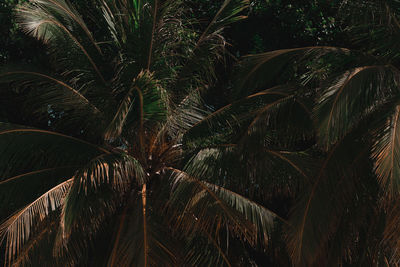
183 146 312 200
0 123 108 180
286 128 372 266
171 0 248 98
16 0 106 83
183 232 232 267
59 153 145 243
104 70 168 141
0 69 105 136
196 0 249 46
107 193 179 267
0 166 77 221
183 87 295 148
168 167 281 248
202 181 284 247
163 89 208 139
0 178 73 265
315 65 399 150
235 46 350 96
372 104 400 199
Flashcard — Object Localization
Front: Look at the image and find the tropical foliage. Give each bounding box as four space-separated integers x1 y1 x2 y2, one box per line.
3 0 400 266
0 0 280 266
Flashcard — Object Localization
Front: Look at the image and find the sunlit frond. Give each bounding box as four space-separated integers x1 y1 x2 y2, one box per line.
372 104 400 199
0 178 73 265
168 167 281 249
59 153 146 240
16 0 106 83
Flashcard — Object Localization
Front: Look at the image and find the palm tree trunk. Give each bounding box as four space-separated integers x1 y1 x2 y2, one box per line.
142 183 148 267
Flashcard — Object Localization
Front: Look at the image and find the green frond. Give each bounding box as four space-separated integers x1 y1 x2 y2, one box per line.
183 233 232 267
171 0 248 99
0 166 76 220
203 182 283 247
104 70 168 141
183 145 312 202
164 90 208 139
197 0 249 45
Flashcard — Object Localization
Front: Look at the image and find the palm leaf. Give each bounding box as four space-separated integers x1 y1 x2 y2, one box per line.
183 146 312 200
107 192 178 267
168 167 281 248
183 86 302 148
315 65 399 150
0 69 105 136
104 70 168 141
0 166 76 221
171 0 248 98
59 153 145 241
286 128 372 265
234 46 350 96
163 89 208 139
0 123 108 180
16 0 106 83
0 178 73 265
372 103 400 199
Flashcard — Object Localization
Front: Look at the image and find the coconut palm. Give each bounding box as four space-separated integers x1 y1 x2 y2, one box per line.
0 0 300 266
224 1 400 265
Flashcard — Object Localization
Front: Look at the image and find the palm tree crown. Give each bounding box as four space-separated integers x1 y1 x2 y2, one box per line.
0 0 281 266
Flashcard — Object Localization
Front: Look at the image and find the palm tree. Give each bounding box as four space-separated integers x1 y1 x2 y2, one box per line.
223 0 400 265
0 0 294 266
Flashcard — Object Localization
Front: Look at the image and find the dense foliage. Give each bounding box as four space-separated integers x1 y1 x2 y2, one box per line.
3 0 400 266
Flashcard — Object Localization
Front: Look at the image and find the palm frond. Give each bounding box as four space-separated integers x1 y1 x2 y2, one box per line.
234 46 350 96
183 232 232 267
0 69 105 136
196 0 249 46
0 166 77 222
183 146 312 200
104 70 168 141
168 167 280 248
203 181 284 247
171 0 248 99
16 0 106 83
163 89 208 139
0 123 108 180
183 86 299 148
0 178 73 265
315 65 399 150
59 153 145 241
106 193 178 267
372 103 400 199
286 128 372 265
